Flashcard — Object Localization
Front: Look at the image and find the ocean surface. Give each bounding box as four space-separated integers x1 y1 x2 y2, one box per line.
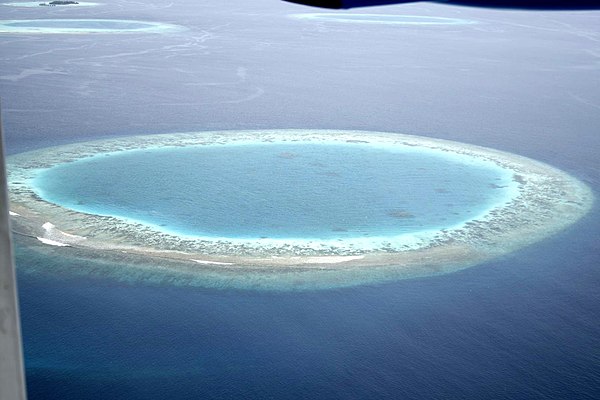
1 0 599 399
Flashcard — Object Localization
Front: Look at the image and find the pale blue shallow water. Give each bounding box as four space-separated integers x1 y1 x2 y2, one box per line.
1 0 599 399
31 143 513 239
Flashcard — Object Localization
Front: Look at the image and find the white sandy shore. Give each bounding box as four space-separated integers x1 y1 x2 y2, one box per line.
284 255 366 264
40 221 87 244
191 259 234 266
36 237 70 247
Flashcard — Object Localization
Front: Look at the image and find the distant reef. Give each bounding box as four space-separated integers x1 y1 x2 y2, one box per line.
39 1 79 6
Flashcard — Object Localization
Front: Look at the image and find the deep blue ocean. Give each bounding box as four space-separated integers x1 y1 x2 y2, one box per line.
1 0 599 399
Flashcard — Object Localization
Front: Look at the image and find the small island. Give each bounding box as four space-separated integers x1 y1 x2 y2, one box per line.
39 1 79 6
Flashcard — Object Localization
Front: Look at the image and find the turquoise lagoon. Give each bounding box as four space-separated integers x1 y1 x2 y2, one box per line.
31 142 515 242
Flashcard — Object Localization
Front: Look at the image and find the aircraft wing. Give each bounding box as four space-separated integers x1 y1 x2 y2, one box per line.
283 0 600 10
0 109 27 400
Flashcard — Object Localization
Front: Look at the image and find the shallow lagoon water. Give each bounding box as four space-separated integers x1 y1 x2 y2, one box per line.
31 141 514 240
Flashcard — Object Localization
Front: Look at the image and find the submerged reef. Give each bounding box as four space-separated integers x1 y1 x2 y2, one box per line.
3 1 98 7
39 1 79 6
7 130 593 290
